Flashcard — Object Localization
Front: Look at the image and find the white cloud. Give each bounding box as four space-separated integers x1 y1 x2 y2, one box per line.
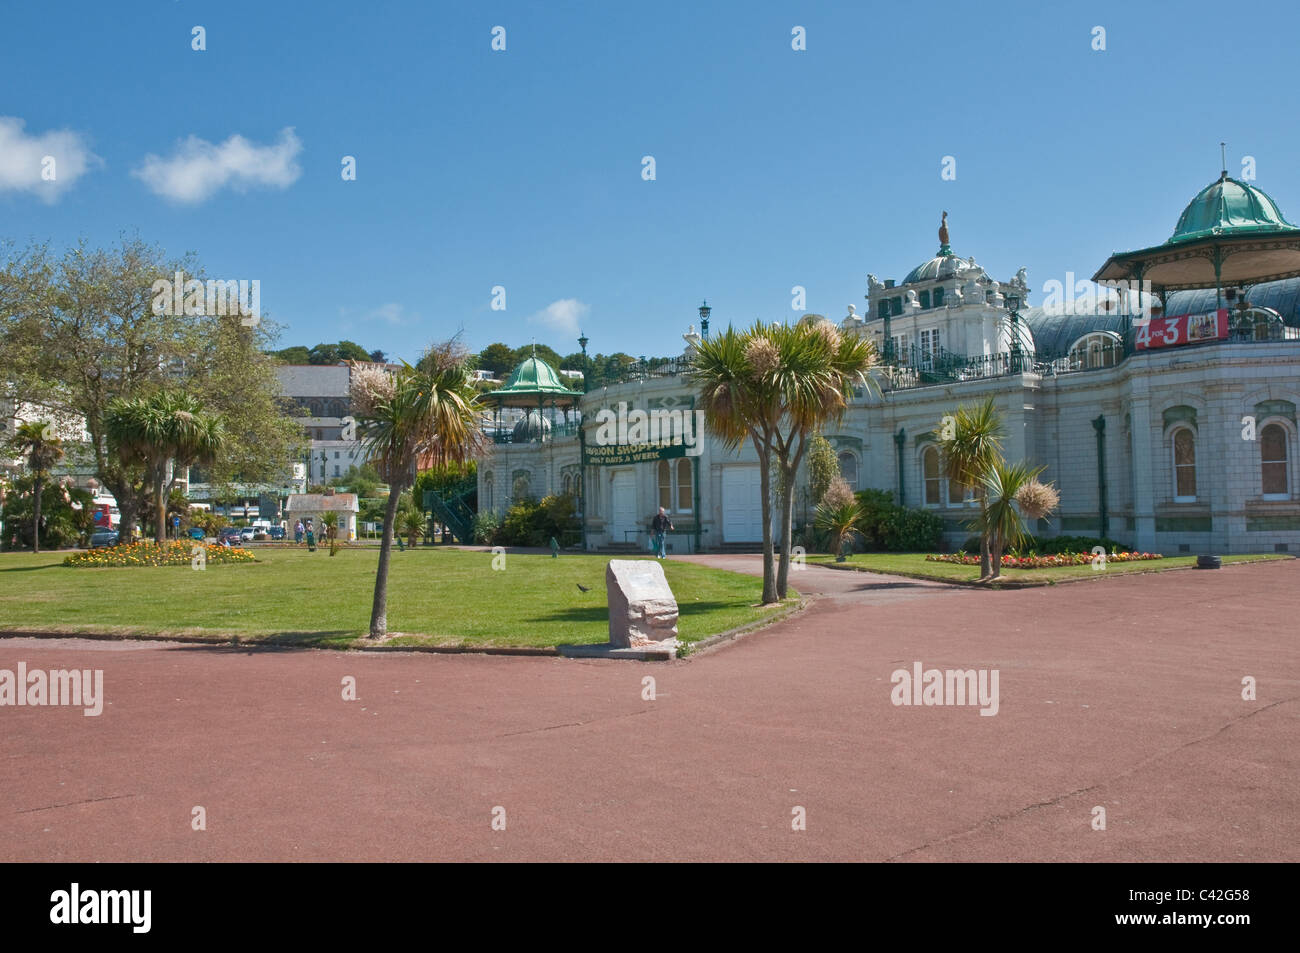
133 127 302 203
0 116 100 202
367 303 412 326
528 298 589 337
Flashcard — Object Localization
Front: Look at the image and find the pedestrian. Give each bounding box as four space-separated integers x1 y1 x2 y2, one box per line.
295 520 304 544
306 522 316 552
651 506 673 560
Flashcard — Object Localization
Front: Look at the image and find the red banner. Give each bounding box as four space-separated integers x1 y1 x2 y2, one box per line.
1135 308 1228 350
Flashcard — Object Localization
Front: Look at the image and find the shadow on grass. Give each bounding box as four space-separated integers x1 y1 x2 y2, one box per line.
0 563 63 573
530 600 742 624
161 630 360 650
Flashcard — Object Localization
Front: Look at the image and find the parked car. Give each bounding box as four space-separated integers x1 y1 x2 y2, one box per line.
187 527 206 541
89 529 120 548
239 528 256 543
218 527 243 546
268 526 286 541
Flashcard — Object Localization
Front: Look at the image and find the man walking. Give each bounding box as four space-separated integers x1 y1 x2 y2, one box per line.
651 506 673 560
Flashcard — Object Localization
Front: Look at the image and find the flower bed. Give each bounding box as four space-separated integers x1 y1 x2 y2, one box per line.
926 551 1163 569
64 541 257 568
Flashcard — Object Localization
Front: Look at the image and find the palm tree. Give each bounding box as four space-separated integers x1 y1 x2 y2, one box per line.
691 320 876 603
319 511 339 556
357 343 483 637
973 459 1043 580
106 391 225 544
7 421 64 554
395 495 427 549
938 398 1005 580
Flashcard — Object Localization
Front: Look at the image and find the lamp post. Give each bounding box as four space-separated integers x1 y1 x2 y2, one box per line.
1005 292 1023 373
698 300 711 341
577 332 589 553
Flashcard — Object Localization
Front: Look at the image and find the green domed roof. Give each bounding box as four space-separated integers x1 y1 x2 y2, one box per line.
1167 174 1298 245
500 356 569 394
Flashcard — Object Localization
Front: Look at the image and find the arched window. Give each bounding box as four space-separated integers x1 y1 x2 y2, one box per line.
838 451 859 490
922 447 941 505
676 459 692 513
1172 428 1196 501
561 472 572 497
1068 332 1121 370
658 459 673 511
484 473 494 512
512 471 531 501
1261 423 1290 497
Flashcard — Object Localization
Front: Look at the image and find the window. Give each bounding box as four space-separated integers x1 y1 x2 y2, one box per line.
334 451 340 459
333 465 339 477
658 460 673 510
892 333 910 365
1261 424 1289 496
878 299 889 320
838 451 858 490
948 474 965 507
1173 428 1196 501
923 447 941 505
315 430 323 440
484 473 494 512
1067 332 1120 370
919 290 931 310
676 459 692 513
919 329 940 368
890 297 903 317
933 286 945 308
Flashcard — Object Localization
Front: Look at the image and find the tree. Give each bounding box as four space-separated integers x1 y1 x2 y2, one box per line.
395 492 427 548
0 237 303 541
477 343 515 378
319 511 340 555
693 323 873 602
806 432 839 512
510 344 564 371
938 397 1005 580
273 346 311 364
974 460 1043 580
6 422 64 553
368 349 386 363
106 390 226 543
355 341 484 637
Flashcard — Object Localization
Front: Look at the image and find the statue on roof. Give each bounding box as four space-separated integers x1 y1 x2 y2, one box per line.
1012 267 1028 289
939 211 949 247
867 274 884 293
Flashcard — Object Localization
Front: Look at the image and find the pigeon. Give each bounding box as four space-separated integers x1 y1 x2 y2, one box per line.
576 583 591 592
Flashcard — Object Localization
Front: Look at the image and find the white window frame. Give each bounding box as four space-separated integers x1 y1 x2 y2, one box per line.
1259 419 1293 500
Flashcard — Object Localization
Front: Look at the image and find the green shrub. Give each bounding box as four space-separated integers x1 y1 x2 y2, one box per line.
498 494 579 547
852 489 942 552
962 533 1132 556
471 510 500 544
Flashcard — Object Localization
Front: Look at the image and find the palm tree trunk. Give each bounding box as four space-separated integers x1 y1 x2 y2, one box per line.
155 474 168 544
756 445 777 604
979 497 991 579
369 486 404 637
31 476 43 554
776 460 797 599
989 532 1003 580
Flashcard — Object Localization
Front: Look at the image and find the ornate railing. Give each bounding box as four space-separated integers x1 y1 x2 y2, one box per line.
881 345 1031 391
589 358 692 388
486 420 583 445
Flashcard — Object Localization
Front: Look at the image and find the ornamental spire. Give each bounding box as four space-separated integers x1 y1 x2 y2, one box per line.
938 210 952 256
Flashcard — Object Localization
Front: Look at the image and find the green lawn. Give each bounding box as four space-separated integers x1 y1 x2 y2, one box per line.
0 548 792 649
808 551 1292 585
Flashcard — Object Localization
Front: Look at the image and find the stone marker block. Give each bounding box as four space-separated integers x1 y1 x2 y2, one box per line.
606 559 679 649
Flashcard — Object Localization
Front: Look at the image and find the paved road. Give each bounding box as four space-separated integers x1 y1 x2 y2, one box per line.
1 557 1295 861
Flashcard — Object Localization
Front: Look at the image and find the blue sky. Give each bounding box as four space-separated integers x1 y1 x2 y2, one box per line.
5 0 1300 362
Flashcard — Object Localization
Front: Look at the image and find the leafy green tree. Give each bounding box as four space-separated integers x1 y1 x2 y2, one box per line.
273 346 312 364
806 432 839 509
106 390 226 543
355 341 484 637
973 460 1043 580
0 237 303 540
477 342 515 377
5 421 65 553
510 344 564 371
1 475 91 551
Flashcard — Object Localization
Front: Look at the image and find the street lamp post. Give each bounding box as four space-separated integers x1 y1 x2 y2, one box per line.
1005 293 1023 373
698 301 710 341
578 332 589 552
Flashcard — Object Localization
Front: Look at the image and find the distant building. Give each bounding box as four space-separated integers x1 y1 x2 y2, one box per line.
275 363 398 486
286 492 360 540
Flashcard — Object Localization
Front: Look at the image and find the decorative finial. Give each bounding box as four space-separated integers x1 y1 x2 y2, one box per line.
1220 141 1227 179
938 211 951 255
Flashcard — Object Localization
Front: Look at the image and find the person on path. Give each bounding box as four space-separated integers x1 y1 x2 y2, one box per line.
306 522 316 552
651 507 673 560
295 520 304 544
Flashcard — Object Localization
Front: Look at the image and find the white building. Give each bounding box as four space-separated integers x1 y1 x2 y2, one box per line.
477 176 1300 556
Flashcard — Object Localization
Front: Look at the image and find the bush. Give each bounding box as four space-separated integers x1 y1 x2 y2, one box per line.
497 494 579 547
1 477 94 550
852 489 943 552
471 510 500 544
961 533 1132 556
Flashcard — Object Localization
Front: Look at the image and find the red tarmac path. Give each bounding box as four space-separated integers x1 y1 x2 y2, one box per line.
1 556 1296 862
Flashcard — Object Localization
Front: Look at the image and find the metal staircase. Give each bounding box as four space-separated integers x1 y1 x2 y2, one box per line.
423 475 477 544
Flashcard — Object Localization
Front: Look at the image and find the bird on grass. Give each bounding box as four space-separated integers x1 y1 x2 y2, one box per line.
576 583 591 592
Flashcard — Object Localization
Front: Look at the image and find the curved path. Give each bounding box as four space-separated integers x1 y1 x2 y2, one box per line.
1 556 1295 861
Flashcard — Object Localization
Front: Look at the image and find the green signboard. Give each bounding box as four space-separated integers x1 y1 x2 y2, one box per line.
583 441 687 467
